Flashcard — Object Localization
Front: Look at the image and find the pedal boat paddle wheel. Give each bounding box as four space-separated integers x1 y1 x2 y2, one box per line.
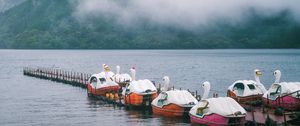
227 69 267 104
190 81 246 126
123 68 158 107
87 64 120 98
263 70 300 111
151 76 198 117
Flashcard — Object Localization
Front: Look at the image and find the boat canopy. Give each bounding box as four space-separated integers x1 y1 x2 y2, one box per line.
228 80 264 97
114 73 132 83
189 97 246 118
99 71 115 80
263 82 300 100
88 73 118 89
152 90 198 107
124 79 157 95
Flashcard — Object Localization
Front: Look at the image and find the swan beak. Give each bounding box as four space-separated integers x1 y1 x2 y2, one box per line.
256 71 262 76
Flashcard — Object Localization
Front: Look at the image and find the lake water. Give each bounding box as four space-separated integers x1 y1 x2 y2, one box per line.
0 49 299 126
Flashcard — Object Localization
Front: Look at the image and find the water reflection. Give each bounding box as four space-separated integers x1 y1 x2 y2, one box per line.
86 96 191 125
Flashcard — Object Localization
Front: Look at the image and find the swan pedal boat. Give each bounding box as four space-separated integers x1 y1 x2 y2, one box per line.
263 82 300 110
227 69 266 105
113 65 132 87
227 80 264 105
152 90 198 117
123 79 157 106
189 97 246 126
262 70 300 111
190 81 246 126
87 72 120 97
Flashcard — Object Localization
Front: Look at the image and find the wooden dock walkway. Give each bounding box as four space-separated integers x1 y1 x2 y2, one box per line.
23 67 129 106
23 67 91 88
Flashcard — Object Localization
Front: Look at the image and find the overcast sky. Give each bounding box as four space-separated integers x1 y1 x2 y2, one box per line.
74 0 300 28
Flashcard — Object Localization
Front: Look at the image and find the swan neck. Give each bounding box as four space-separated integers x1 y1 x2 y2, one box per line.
275 75 280 83
102 64 105 71
163 78 170 92
255 76 267 93
131 69 136 81
116 66 120 74
202 84 210 100
255 75 261 84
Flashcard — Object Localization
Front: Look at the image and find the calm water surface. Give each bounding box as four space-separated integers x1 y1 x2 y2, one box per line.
0 49 299 126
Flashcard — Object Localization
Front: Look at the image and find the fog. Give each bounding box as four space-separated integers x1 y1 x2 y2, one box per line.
0 0 26 12
74 0 300 28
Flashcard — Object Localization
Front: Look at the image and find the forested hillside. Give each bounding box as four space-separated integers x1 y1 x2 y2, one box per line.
0 0 299 49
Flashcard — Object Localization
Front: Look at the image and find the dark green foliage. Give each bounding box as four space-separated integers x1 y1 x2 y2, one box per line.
0 0 300 49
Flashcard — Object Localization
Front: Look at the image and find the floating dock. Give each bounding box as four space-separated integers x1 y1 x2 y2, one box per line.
23 67 300 125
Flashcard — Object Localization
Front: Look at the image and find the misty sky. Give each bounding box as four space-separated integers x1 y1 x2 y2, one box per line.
74 0 300 28
1 0 300 28
0 0 26 12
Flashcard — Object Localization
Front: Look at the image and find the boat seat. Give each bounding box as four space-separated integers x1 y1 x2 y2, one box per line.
157 93 168 107
233 83 245 96
196 101 209 116
99 78 106 84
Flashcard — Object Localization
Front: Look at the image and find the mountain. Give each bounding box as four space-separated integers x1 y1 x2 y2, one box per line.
0 0 299 49
0 0 26 12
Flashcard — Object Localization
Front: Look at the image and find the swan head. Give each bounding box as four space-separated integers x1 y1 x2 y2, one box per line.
201 81 211 100
273 70 281 77
273 70 281 83
254 69 262 76
104 64 110 72
162 76 170 91
163 76 170 85
202 81 211 89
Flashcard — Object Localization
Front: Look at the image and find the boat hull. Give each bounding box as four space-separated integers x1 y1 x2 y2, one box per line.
227 90 262 105
152 104 191 117
124 92 158 106
262 95 300 111
190 113 245 126
87 84 120 97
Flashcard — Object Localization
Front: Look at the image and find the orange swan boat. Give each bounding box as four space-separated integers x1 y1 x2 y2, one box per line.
151 76 198 117
123 68 157 107
87 64 120 98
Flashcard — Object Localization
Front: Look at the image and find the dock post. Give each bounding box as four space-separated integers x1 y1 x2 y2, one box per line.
251 107 256 125
71 71 73 82
55 69 58 80
62 70 65 80
81 73 83 85
50 69 52 79
283 110 287 126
